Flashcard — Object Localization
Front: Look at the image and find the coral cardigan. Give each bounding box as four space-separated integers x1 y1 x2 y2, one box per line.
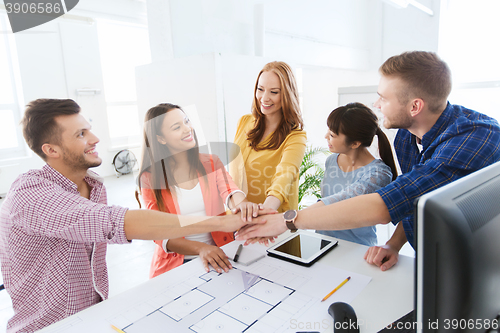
141 154 238 278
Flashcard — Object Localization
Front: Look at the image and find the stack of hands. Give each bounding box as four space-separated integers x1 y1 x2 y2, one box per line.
200 200 278 274
206 200 399 274
231 201 279 246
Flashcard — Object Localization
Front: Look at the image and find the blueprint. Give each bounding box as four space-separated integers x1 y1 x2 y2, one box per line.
39 240 373 333
109 264 315 333
107 249 372 333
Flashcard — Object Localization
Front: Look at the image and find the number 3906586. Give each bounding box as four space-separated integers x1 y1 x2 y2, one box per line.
5 3 62 14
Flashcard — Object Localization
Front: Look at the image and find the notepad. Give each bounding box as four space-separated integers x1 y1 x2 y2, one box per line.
224 242 266 266
234 247 266 266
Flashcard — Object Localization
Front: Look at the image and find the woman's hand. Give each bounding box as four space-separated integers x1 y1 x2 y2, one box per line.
198 244 232 273
244 236 278 246
232 201 261 222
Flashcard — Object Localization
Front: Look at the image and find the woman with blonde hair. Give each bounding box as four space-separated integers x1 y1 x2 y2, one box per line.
230 61 306 216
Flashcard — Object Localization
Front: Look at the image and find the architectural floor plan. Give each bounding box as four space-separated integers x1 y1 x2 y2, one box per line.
38 240 373 333
110 263 316 333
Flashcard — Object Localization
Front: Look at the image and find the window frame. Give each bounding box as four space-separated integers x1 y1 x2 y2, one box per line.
95 19 150 149
0 13 27 160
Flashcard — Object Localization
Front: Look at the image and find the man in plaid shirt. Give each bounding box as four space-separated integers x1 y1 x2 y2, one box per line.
0 99 265 333
236 51 500 270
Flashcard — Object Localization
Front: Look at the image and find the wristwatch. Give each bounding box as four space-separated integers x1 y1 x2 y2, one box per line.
283 210 298 233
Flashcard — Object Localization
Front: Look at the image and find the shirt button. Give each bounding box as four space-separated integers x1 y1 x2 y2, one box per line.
173 253 177 257
223 237 227 241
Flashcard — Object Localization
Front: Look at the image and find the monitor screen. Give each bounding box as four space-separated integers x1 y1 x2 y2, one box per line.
415 161 500 332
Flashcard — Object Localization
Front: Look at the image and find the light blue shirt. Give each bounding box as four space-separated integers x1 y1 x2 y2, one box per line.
316 153 393 246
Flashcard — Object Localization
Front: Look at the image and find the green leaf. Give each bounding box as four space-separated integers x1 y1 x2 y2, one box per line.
298 145 329 208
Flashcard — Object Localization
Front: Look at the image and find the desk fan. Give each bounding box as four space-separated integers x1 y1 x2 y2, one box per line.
112 149 137 177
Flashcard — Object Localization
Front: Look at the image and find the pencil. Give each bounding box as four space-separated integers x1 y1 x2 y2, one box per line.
321 276 351 302
111 324 126 333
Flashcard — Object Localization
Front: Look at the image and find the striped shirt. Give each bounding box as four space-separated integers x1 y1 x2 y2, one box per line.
0 165 129 332
376 103 500 247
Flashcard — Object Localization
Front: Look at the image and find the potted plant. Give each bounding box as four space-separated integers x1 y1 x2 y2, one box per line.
298 145 329 209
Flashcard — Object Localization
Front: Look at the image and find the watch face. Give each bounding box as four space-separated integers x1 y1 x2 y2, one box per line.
284 210 297 220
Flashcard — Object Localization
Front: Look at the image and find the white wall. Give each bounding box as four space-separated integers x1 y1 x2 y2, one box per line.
301 67 381 150
161 0 438 70
381 0 439 60
136 53 221 144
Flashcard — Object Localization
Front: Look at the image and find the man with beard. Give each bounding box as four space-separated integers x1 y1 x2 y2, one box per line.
236 51 500 271
0 99 267 333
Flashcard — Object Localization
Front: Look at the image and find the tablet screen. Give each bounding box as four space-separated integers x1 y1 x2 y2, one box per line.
273 233 334 260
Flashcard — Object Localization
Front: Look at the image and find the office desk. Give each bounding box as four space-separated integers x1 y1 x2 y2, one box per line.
323 237 414 332
40 235 414 333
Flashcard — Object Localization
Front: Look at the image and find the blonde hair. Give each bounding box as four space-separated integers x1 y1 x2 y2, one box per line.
380 51 452 113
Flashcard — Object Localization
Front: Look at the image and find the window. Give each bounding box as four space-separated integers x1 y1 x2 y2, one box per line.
439 0 500 120
0 13 25 160
448 84 500 121
96 20 151 147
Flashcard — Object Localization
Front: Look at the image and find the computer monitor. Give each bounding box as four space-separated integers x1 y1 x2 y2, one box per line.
415 160 500 333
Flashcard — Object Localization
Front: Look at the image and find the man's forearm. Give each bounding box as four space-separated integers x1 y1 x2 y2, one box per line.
386 222 407 252
294 193 391 230
124 210 223 240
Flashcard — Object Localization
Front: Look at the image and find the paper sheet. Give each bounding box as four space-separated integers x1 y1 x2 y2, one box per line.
110 249 371 333
40 240 372 333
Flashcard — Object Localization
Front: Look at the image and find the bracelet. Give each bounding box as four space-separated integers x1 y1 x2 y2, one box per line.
226 190 246 209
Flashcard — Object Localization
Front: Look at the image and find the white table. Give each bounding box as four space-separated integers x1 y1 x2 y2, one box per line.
40 235 414 333
321 237 414 332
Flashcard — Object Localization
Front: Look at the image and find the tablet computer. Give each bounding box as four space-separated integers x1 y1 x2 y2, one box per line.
266 231 338 267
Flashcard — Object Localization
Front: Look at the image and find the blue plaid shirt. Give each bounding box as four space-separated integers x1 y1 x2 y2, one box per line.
376 103 500 248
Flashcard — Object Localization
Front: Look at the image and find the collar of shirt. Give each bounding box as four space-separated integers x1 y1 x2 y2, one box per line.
41 164 103 193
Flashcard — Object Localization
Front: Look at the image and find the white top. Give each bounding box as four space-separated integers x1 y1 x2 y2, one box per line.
175 182 206 216
162 183 214 259
417 142 424 152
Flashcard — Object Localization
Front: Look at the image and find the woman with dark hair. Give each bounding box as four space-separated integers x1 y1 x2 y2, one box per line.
230 61 307 214
312 102 398 246
137 103 259 277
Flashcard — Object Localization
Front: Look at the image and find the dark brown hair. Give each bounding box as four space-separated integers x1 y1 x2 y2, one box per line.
247 61 304 150
379 51 452 113
21 99 81 161
327 103 398 181
136 103 207 212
